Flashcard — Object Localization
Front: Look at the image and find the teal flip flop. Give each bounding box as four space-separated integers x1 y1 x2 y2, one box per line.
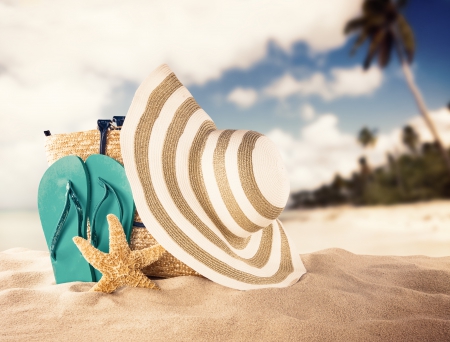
85 154 135 282
38 155 94 284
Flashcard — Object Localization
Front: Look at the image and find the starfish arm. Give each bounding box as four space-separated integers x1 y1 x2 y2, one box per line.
74 215 165 294
131 244 166 268
127 271 160 290
90 276 121 294
73 236 110 271
106 214 131 254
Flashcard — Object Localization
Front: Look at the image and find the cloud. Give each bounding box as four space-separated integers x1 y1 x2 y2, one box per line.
407 108 450 146
300 103 315 121
0 0 365 209
267 108 450 193
0 0 362 85
264 66 383 101
268 114 362 191
227 87 258 108
264 74 301 100
0 141 48 209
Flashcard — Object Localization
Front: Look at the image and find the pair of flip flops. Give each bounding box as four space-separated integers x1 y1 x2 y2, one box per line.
38 155 135 284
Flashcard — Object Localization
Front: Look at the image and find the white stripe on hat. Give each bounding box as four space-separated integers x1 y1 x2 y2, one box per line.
253 136 290 208
225 130 273 227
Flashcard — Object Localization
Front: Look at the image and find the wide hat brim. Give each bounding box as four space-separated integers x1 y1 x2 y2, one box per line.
120 64 306 290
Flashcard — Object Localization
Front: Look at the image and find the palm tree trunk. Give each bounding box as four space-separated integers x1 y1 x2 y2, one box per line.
400 62 450 174
392 28 450 175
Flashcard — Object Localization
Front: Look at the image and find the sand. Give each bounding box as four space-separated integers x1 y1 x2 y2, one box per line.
281 200 450 257
2 201 449 340
1 248 449 341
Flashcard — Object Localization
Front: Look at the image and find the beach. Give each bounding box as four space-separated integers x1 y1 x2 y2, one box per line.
1 247 449 341
2 0 449 339
1 201 450 341
3 200 450 257
282 200 450 257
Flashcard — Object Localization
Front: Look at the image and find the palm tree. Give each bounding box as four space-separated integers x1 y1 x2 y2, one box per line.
358 156 371 177
402 124 420 154
358 127 377 148
387 152 404 194
345 0 450 174
357 127 377 175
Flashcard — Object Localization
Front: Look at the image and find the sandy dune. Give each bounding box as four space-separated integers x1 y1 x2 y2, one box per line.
1 247 450 341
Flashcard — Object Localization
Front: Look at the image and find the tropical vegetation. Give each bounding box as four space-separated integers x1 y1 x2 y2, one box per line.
290 125 450 208
344 0 450 174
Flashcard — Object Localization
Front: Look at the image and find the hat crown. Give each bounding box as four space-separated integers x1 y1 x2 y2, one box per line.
201 128 288 239
247 133 290 212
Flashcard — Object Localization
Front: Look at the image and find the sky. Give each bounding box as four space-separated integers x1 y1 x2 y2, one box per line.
1 0 450 209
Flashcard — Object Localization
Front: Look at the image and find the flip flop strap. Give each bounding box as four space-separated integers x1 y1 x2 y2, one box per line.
90 177 123 248
50 181 83 261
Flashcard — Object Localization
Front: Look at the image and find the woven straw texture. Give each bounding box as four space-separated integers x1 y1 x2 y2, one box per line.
44 129 201 278
45 130 123 165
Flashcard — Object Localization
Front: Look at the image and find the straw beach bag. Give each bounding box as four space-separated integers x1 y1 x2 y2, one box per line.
44 117 201 278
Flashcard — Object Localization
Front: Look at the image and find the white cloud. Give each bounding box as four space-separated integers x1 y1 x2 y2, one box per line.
227 87 258 108
0 141 48 209
264 66 383 101
300 103 315 121
267 108 450 193
407 108 450 146
330 66 383 99
0 0 364 209
268 114 362 191
264 74 303 100
0 0 362 85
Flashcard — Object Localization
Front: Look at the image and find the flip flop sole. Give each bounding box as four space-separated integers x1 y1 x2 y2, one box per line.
85 154 135 281
38 155 93 284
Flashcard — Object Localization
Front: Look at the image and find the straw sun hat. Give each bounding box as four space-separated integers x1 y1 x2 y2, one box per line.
120 64 306 290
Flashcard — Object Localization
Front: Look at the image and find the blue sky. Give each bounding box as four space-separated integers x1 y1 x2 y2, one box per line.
192 0 450 137
103 0 450 137
1 0 450 209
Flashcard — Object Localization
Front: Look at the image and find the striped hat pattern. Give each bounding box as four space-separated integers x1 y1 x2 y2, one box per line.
120 64 306 290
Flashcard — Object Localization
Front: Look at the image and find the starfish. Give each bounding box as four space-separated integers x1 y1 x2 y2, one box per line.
73 214 165 293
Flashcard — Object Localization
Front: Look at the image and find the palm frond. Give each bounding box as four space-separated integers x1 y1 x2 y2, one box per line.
350 31 369 55
364 30 385 69
363 0 389 16
346 0 413 69
397 14 415 63
378 31 393 67
396 0 409 9
364 49 377 70
364 15 385 29
344 18 366 34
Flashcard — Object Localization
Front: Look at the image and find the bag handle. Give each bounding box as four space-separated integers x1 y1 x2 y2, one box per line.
97 120 112 155
97 116 126 154
113 116 125 128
